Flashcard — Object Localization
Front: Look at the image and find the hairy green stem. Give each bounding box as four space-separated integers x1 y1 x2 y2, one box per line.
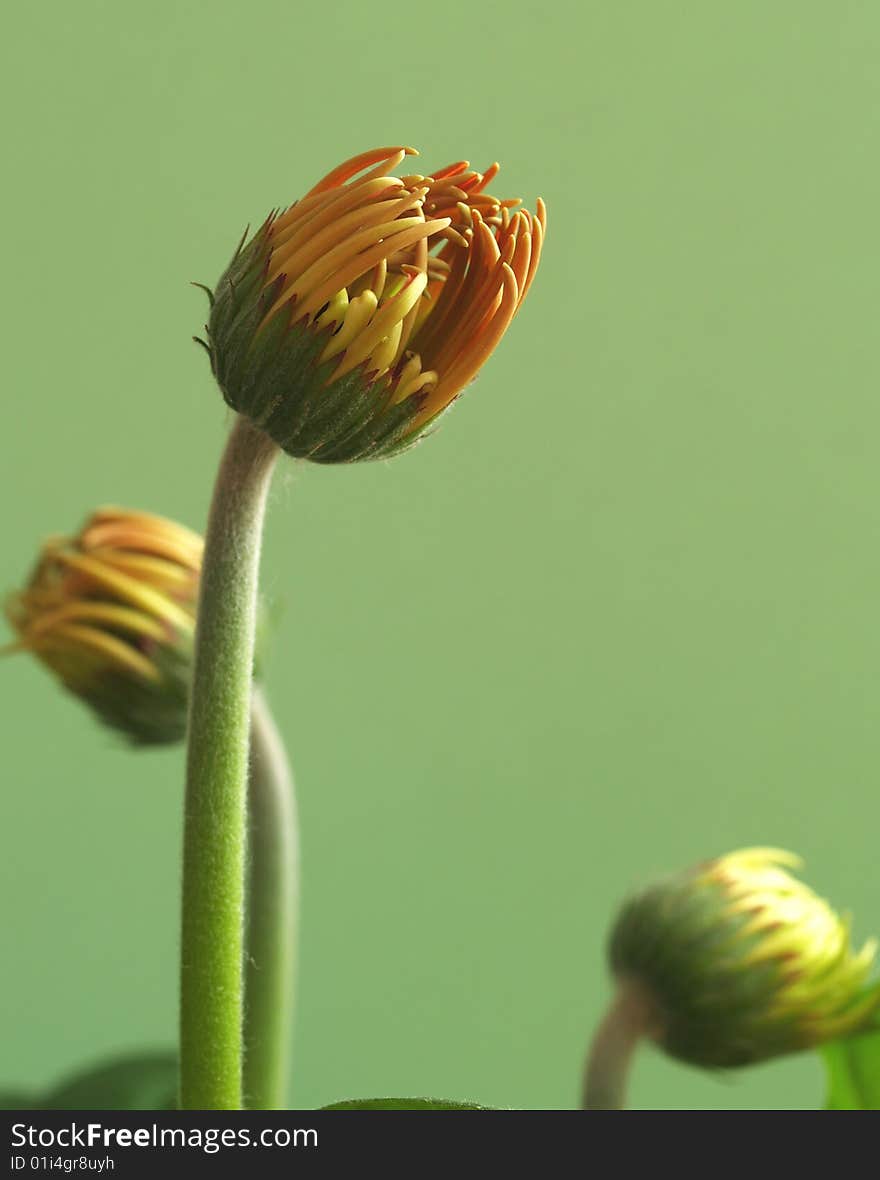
244 685 299 1110
581 982 656 1110
180 415 279 1110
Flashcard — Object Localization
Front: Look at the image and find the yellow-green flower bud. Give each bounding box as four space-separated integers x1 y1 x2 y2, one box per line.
608 848 879 1067
199 146 545 463
4 507 202 745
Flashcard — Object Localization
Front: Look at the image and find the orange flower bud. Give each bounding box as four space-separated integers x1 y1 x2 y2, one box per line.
200 147 545 462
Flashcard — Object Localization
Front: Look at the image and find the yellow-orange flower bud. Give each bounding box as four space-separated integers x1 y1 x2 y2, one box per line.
609 848 880 1067
5 508 202 745
200 147 546 462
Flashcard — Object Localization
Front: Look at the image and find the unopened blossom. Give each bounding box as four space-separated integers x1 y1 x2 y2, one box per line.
200 146 546 462
608 848 879 1067
5 508 201 744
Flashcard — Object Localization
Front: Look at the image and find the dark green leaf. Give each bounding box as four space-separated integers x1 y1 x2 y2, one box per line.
822 1030 880 1110
0 1092 35 1110
20 1051 178 1111
322 1097 495 1111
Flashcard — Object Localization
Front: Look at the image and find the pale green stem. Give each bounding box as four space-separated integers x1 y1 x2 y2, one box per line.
244 684 299 1110
582 982 656 1110
180 415 279 1110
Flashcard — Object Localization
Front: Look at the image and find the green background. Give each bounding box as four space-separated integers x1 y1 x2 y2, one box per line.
1 1 877 1111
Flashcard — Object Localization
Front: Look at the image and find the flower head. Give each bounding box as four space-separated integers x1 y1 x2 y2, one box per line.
5 508 202 745
609 848 879 1067
201 146 545 462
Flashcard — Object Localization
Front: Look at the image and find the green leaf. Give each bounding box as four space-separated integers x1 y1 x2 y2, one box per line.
0 1092 35 1110
2 1051 177 1111
322 1097 495 1111
822 1030 880 1110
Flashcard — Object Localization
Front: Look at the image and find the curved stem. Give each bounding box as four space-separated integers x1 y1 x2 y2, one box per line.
244 684 299 1110
180 415 279 1110
582 982 656 1110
